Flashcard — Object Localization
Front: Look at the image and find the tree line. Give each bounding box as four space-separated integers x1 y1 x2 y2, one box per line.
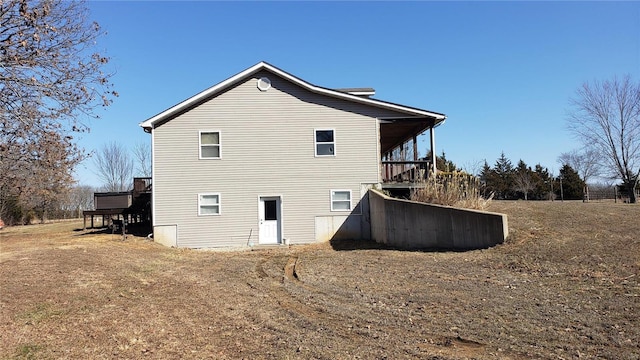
436 73 640 203
0 141 151 225
478 152 585 201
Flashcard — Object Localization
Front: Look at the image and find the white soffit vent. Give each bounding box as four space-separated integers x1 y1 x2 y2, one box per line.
257 77 271 91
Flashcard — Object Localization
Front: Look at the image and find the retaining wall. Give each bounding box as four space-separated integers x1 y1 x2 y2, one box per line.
369 190 508 250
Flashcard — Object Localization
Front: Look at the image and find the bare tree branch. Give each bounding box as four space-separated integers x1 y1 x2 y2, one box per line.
133 142 152 177
557 148 602 184
567 75 640 203
512 160 534 200
93 142 133 192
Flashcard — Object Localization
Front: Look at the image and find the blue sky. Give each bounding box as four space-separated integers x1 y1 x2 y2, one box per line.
75 1 640 186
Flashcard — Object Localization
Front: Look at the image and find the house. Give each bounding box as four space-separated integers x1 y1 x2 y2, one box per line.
139 62 446 248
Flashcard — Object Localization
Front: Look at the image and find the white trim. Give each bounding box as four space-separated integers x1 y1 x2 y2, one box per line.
198 193 221 216
151 126 156 227
139 62 446 130
330 189 352 212
257 77 271 91
376 119 381 184
199 130 221 159
314 128 336 157
257 195 284 245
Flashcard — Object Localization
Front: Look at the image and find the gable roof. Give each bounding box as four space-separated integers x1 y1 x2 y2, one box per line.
139 61 446 131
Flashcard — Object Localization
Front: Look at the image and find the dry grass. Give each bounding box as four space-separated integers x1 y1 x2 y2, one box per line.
1 201 639 359
411 172 492 210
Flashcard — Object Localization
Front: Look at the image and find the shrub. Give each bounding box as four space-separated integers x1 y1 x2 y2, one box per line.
411 171 493 210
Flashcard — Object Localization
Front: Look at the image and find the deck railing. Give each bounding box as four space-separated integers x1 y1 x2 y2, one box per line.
381 160 432 183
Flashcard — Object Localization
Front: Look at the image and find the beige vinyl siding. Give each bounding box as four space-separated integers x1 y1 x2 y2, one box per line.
153 70 410 248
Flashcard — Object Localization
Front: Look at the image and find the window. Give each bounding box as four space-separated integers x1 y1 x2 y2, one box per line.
331 190 352 211
198 193 220 215
264 199 277 221
315 129 335 156
200 131 220 159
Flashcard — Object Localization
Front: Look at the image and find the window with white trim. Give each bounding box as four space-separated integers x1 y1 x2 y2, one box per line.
315 129 335 156
198 193 220 215
199 131 220 159
331 190 352 211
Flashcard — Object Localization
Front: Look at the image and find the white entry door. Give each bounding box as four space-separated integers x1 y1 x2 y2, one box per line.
259 196 281 244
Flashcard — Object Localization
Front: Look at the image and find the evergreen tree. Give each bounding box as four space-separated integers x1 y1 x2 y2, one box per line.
479 160 495 198
423 150 460 172
532 164 553 200
557 164 585 200
493 152 515 199
438 151 459 172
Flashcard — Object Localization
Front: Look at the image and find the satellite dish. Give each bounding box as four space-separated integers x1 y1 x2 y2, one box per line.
257 77 271 91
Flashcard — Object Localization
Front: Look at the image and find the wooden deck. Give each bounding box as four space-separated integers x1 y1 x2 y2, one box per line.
82 177 153 230
82 208 127 229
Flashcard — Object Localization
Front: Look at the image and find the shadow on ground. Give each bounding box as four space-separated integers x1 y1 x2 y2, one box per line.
329 238 473 253
329 238 389 251
74 221 151 238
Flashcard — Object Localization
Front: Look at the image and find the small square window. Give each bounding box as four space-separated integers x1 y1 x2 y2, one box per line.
200 131 220 159
315 129 335 156
264 200 277 221
331 190 352 211
198 193 220 215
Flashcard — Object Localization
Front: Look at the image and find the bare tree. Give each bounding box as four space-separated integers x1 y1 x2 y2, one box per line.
513 173 534 201
462 159 484 176
567 75 640 203
94 142 134 192
1 0 116 220
133 142 152 177
512 160 534 200
558 149 601 184
558 148 602 201
65 185 94 217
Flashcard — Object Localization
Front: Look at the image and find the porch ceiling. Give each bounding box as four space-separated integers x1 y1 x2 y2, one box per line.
379 117 435 155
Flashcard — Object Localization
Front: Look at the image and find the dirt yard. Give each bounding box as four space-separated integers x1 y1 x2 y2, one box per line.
1 201 638 359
